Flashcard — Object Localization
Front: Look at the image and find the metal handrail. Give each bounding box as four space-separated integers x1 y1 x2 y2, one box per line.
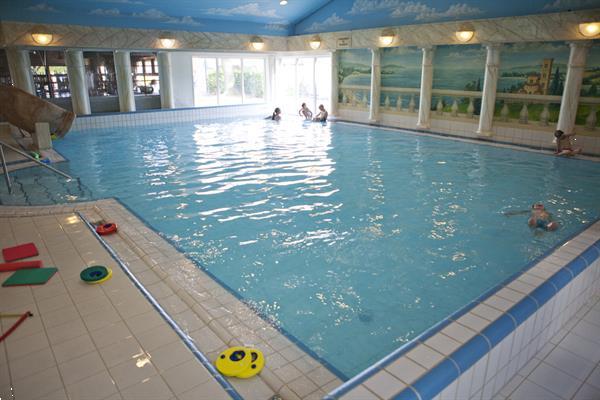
0 139 73 194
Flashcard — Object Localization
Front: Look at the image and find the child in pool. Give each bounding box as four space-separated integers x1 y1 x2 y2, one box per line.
298 103 313 120
554 130 582 156
313 104 328 122
528 203 559 231
268 107 281 121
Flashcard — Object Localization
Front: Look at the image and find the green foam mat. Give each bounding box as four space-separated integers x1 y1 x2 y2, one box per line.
2 268 58 286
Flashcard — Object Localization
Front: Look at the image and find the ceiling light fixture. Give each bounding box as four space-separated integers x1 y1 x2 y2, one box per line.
159 32 175 48
280 0 288 5
455 30 475 43
31 32 53 45
251 36 265 51
579 22 600 37
309 36 321 50
379 30 395 47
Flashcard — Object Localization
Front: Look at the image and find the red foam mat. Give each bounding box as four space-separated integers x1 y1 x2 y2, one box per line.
0 260 43 272
2 243 39 262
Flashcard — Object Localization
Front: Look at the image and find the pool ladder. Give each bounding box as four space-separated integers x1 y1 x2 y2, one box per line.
0 139 73 194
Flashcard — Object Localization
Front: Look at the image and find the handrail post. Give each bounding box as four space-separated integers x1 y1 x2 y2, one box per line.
0 144 12 193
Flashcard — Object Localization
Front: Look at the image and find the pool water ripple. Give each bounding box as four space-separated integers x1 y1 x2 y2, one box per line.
2 119 600 377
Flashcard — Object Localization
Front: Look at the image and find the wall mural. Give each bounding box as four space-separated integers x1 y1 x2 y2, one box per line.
576 44 600 136
338 49 372 107
431 44 485 115
494 41 569 124
380 46 422 111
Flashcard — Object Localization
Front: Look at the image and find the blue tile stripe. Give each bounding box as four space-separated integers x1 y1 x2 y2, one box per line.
390 238 600 400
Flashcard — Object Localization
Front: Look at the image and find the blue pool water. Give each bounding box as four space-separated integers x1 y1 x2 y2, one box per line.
3 119 600 378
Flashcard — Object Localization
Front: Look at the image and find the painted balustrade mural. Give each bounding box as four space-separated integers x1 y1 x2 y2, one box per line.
431 44 485 119
576 44 600 136
380 46 421 114
494 42 569 126
338 49 371 109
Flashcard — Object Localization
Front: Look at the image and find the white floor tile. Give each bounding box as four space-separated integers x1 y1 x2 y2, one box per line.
527 362 585 399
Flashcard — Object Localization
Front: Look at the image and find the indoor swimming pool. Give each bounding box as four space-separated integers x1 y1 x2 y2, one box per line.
2 119 600 378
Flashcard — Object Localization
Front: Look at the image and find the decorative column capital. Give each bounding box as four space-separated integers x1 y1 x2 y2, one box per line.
481 42 503 51
567 40 593 49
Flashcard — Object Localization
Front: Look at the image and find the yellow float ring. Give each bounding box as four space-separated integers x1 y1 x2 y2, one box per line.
236 348 265 378
215 346 252 377
86 268 112 285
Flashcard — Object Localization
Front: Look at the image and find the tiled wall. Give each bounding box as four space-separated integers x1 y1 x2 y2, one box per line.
70 104 271 131
335 109 600 156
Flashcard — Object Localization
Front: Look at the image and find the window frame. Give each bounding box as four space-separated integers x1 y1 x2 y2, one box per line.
192 53 267 107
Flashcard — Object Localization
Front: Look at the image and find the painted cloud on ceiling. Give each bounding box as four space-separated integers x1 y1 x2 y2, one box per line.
294 0 600 34
204 3 281 19
306 13 349 32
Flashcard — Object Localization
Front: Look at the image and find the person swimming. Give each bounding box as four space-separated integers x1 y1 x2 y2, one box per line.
298 103 313 120
504 203 559 231
313 104 328 122
268 107 281 121
528 203 559 231
554 130 582 156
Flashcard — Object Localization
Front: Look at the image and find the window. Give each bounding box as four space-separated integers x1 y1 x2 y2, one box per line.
83 52 118 97
29 50 70 99
275 55 332 116
192 55 266 107
0 50 12 86
243 58 265 103
131 53 159 95
192 57 218 106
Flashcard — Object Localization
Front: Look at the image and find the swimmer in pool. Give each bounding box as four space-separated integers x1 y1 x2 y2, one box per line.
298 103 313 120
313 104 328 122
267 107 281 121
554 130 582 156
504 203 559 231
528 203 559 231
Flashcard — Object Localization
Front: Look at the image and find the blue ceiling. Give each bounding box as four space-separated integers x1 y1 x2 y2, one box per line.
0 0 331 36
1 0 599 37
295 0 600 34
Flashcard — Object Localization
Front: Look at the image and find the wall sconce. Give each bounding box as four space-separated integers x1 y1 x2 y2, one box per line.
379 30 395 47
579 22 600 37
309 36 321 50
159 33 175 48
455 30 475 43
31 32 53 45
251 36 265 51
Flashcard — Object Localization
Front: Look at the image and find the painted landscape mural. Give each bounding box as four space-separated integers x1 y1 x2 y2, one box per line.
380 46 422 110
576 44 600 135
495 42 569 123
432 44 485 115
338 48 372 106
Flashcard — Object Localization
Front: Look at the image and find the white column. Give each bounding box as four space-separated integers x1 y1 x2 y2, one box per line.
114 50 135 113
65 50 91 115
158 51 175 109
5 48 34 94
417 46 435 129
369 48 381 123
477 44 502 136
556 42 591 133
331 50 338 117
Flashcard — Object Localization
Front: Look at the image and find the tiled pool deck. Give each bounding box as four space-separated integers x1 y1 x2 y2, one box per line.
497 295 600 400
0 200 342 400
